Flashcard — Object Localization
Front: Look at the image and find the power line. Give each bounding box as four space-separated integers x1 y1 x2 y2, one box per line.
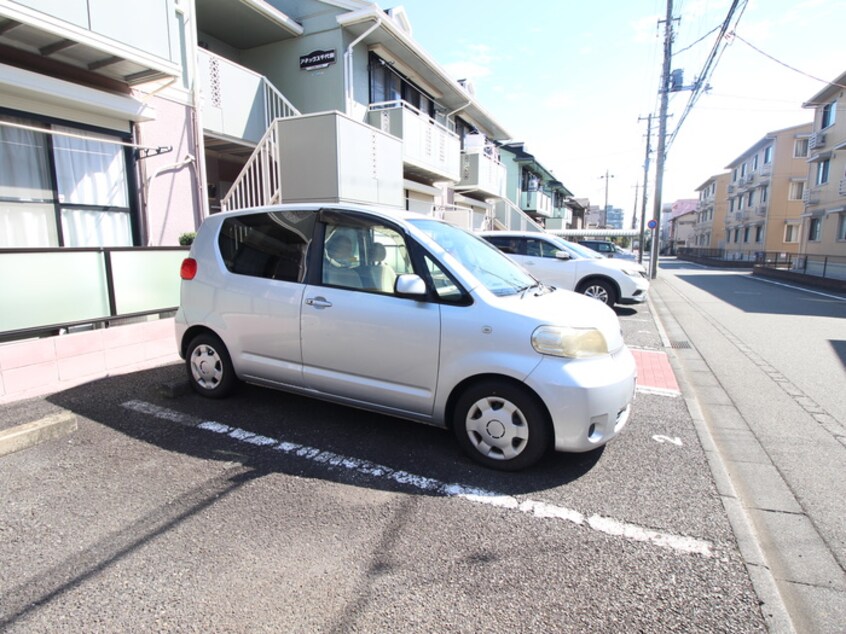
730 32 846 92
674 23 721 56
666 0 748 152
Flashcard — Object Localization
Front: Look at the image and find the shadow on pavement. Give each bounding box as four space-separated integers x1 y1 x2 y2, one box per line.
47 364 606 499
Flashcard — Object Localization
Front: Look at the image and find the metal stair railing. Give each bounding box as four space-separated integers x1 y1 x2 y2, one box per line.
221 121 281 211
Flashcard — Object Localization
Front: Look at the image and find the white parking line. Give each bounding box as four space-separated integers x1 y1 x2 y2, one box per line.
122 400 714 558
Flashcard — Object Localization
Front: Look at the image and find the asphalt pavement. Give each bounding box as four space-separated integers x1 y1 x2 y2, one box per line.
4 263 839 632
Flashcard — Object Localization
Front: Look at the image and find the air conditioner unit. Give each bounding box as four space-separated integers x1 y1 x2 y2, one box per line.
809 133 826 149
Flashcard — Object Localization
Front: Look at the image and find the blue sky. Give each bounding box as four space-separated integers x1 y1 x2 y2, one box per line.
390 0 846 226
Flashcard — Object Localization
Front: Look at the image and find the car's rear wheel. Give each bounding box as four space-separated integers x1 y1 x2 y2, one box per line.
186 333 236 398
453 380 551 471
579 279 616 306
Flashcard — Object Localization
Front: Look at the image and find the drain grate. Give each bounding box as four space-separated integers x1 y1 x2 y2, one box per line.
669 340 692 349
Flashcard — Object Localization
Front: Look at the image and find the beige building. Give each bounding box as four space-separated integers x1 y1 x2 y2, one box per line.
800 70 846 263
693 173 730 250
723 123 813 261
668 209 697 253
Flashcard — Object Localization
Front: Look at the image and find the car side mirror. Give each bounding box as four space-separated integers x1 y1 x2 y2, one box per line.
395 273 428 298
554 250 571 260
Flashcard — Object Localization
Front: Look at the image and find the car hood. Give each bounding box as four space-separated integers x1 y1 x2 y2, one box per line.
500 287 626 353
587 257 646 274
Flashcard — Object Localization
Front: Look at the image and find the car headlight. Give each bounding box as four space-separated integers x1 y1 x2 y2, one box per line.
532 326 609 358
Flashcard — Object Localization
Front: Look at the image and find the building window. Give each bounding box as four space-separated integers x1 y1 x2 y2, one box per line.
794 138 809 158
755 225 763 242
752 154 759 170
808 217 822 241
784 224 798 243
740 162 747 177
732 168 738 181
0 112 134 248
821 100 837 128
763 146 773 164
743 227 750 243
733 228 740 242
788 181 805 201
760 185 768 203
368 53 435 119
747 191 755 207
816 159 831 186
838 214 846 241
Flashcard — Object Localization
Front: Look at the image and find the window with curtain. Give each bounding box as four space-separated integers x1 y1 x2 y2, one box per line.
0 112 134 248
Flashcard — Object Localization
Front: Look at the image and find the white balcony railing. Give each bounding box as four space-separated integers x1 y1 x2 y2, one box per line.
436 205 491 232
521 189 554 218
458 148 506 198
199 49 299 145
368 101 461 181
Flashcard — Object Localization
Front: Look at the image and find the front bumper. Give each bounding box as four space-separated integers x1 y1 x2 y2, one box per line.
525 345 637 453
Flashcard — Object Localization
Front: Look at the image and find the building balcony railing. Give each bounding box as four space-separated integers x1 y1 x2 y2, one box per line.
0 247 187 341
368 101 461 182
457 147 506 198
222 111 403 211
198 49 300 146
520 188 554 218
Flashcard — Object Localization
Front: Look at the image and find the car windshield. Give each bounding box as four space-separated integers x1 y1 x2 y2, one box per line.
550 236 604 260
410 220 536 296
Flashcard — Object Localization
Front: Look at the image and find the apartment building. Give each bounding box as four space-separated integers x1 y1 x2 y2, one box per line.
692 173 730 250
1 0 583 400
723 123 812 261
800 69 846 263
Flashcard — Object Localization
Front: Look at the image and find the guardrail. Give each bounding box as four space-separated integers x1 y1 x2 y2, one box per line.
0 247 188 341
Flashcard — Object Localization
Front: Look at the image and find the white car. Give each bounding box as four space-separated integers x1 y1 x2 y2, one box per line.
480 231 649 306
176 204 636 471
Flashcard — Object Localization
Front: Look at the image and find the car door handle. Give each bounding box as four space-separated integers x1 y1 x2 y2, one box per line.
305 296 333 309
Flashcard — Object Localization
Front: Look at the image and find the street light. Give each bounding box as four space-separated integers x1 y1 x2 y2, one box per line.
600 170 615 226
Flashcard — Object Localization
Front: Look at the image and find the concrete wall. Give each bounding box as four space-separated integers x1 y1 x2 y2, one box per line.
0 318 180 404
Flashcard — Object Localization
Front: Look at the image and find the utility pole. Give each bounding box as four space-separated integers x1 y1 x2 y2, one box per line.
638 113 653 265
650 0 675 280
600 169 614 227
631 182 639 231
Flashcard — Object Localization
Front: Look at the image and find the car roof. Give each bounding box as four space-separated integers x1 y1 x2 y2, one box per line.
208 203 428 225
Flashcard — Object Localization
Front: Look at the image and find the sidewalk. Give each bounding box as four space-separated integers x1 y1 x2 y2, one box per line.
649 270 846 634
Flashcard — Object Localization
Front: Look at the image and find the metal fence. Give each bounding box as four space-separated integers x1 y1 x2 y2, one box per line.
0 247 188 341
677 248 846 282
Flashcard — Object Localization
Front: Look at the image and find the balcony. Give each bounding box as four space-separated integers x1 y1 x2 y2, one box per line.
368 101 461 183
521 188 553 218
0 0 180 85
457 143 506 198
199 49 299 150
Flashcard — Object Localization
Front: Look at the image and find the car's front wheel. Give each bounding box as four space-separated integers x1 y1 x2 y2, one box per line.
453 380 551 471
579 278 617 306
186 333 236 398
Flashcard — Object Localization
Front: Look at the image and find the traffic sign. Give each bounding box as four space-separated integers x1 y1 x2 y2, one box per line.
647 219 658 230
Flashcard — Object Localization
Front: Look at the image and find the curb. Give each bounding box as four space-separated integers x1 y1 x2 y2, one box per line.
0 411 78 458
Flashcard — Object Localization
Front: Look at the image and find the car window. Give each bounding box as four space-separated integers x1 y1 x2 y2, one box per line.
321 218 411 294
526 238 560 258
218 210 315 282
485 235 523 255
424 254 466 302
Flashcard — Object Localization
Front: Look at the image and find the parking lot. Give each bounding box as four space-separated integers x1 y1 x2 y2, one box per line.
0 298 769 632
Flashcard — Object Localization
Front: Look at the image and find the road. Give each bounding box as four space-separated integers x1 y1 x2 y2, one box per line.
650 259 846 633
2 262 843 632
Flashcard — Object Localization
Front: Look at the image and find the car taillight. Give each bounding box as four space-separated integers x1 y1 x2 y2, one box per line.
180 258 197 280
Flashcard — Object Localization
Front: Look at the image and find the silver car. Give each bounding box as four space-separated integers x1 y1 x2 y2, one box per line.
176 204 637 471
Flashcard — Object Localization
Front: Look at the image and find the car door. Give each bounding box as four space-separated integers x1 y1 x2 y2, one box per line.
515 236 579 291
300 213 441 417
214 209 314 387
